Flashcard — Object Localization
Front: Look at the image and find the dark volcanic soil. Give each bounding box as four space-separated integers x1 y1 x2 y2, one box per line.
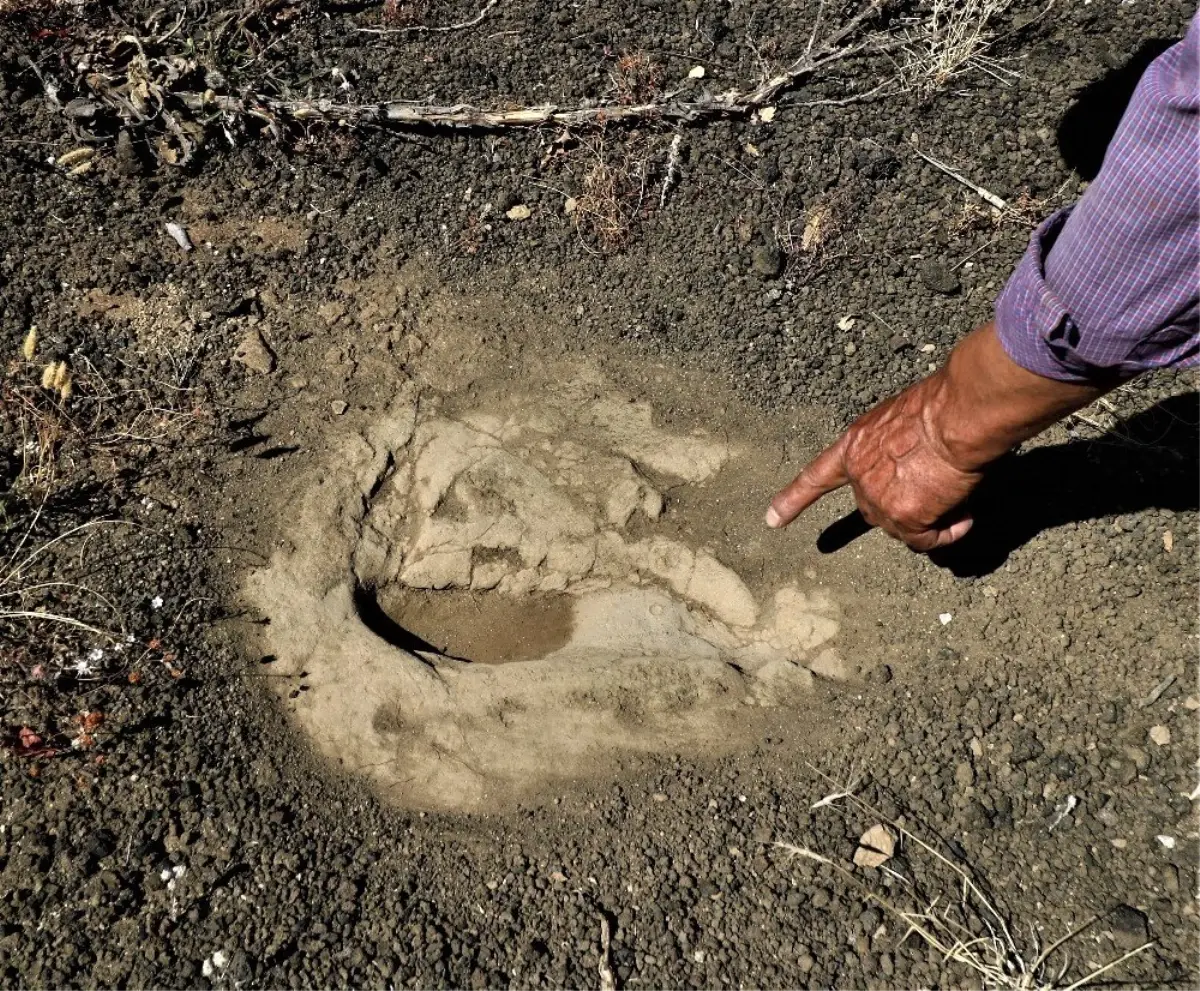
1 0 1197 988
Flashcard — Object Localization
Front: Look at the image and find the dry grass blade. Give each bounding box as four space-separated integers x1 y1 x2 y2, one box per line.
1061 943 1155 991
899 0 1025 92
780 769 1159 990
0 609 115 638
1 514 124 588
0 506 130 640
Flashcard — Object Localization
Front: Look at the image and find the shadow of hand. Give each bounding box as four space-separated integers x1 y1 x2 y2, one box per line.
818 392 1198 577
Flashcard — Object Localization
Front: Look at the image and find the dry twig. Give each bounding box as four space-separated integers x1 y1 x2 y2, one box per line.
598 915 617 991
913 146 1007 210
658 133 683 207
362 0 503 35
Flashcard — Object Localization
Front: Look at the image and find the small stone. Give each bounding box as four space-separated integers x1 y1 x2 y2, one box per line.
843 342 857 356
920 260 961 295
1184 696 1200 711
330 400 348 415
798 954 815 973
1163 864 1181 894
1149 725 1171 746
1156 835 1176 849
938 613 952 625
969 738 984 759
837 315 856 331
1125 746 1151 772
505 204 531 221
233 328 275 374
919 343 936 353
652 792 667 802
1010 732 1044 764
1111 838 1127 849
1108 905 1149 950
115 130 141 176
954 761 975 791
853 824 895 868
750 244 784 279
165 222 193 252
563 197 578 215
317 300 347 326
1050 754 1077 779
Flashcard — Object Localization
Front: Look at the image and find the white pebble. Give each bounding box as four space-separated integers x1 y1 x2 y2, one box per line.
164 222 193 252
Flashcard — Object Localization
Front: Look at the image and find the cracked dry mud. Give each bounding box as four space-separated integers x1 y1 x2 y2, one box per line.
247 319 844 811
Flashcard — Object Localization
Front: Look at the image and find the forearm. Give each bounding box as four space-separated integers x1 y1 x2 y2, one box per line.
993 14 1199 381
924 322 1109 471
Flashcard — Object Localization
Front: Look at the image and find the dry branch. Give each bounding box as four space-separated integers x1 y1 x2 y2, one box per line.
47 0 897 174
169 0 892 133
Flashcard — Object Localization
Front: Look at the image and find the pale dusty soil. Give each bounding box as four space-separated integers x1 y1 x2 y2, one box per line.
0 0 1197 988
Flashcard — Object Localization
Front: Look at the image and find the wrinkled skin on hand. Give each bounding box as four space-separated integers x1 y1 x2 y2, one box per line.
767 375 981 551
766 322 1110 552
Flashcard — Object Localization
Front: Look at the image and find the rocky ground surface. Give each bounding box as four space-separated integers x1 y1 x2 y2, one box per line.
0 0 1197 987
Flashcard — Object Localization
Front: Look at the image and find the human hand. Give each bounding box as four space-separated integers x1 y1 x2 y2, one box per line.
765 322 1109 552
765 375 982 551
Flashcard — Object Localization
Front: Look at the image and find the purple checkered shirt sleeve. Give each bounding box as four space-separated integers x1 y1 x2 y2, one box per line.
995 12 1200 383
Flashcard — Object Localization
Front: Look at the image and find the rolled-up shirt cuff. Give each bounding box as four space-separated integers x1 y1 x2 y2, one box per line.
993 208 1114 385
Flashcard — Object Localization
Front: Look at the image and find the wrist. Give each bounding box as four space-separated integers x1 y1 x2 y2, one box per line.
924 322 1108 471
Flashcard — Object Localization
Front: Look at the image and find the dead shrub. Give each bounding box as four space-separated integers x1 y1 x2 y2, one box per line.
610 51 664 105
569 132 658 252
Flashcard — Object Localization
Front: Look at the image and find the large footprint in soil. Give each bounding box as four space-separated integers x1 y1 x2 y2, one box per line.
246 364 844 812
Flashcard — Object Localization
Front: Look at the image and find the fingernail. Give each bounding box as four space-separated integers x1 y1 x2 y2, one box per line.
765 506 783 528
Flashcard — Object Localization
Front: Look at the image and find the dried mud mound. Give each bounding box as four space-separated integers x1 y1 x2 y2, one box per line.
245 277 850 812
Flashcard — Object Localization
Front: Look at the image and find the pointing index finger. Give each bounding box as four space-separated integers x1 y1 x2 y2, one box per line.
766 437 850 528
